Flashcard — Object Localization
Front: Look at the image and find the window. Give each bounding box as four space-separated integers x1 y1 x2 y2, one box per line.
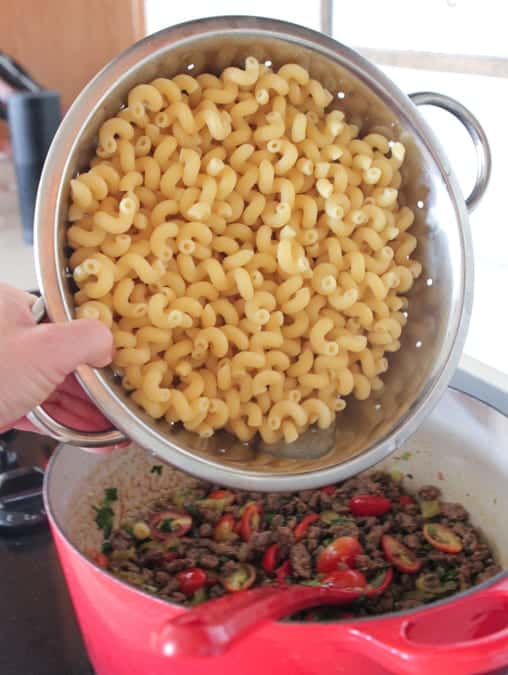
145 0 507 373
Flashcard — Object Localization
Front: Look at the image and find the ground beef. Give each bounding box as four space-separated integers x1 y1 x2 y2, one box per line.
248 531 272 551
199 553 220 569
395 512 420 532
100 471 500 620
418 485 441 501
199 523 213 537
440 502 468 521
290 543 312 579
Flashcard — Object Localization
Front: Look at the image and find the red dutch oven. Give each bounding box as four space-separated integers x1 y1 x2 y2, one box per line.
45 387 508 675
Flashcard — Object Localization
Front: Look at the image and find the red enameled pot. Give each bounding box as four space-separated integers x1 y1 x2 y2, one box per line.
45 388 508 675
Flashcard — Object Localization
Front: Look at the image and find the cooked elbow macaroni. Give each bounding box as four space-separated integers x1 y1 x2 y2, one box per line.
67 56 421 444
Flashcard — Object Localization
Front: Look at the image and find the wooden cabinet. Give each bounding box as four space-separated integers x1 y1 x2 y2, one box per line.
0 0 145 109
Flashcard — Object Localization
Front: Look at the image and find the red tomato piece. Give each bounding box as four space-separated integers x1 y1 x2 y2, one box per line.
349 495 392 517
321 485 336 495
208 489 235 506
399 495 415 507
262 544 279 573
382 535 422 573
223 564 256 592
321 569 367 590
149 511 192 539
86 549 109 569
423 523 463 554
316 537 364 572
294 513 320 541
214 514 236 542
240 503 261 542
275 560 293 585
364 567 393 597
176 568 207 595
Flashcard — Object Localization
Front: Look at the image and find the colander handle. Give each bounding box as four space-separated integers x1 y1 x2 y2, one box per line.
25 297 127 448
409 91 491 212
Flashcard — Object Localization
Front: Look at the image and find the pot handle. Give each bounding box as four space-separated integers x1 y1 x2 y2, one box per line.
25 297 128 448
334 577 508 675
409 91 491 212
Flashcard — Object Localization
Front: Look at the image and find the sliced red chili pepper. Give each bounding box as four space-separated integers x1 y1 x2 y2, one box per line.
294 513 320 541
382 535 422 573
349 494 392 517
275 560 293 585
208 489 235 506
149 510 192 539
423 523 463 554
86 549 109 569
364 567 394 597
176 568 207 595
321 569 367 590
214 514 236 542
316 536 364 572
262 544 279 573
321 485 336 495
240 503 261 542
399 495 415 507
223 563 256 592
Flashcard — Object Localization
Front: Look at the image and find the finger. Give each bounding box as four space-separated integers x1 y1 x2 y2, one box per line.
0 284 40 333
29 320 114 380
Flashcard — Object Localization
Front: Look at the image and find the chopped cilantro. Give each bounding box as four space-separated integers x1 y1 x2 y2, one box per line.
101 541 113 554
321 537 333 546
105 487 118 502
401 452 412 461
150 465 163 475
93 487 118 539
94 504 114 538
159 518 174 532
185 503 200 517
265 512 275 525
301 579 322 587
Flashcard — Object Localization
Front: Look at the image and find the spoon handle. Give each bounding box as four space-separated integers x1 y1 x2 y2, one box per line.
156 584 361 657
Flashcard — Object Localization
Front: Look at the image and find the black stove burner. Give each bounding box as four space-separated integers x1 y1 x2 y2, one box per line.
0 430 92 675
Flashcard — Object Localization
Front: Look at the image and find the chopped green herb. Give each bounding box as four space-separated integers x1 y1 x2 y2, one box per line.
123 525 134 537
105 487 118 502
159 518 174 532
265 512 275 525
321 537 333 546
150 465 163 475
185 503 200 518
101 541 113 554
301 579 322 587
94 505 114 538
401 451 412 461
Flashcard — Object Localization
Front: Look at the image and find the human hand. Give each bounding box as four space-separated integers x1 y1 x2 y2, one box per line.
0 283 114 437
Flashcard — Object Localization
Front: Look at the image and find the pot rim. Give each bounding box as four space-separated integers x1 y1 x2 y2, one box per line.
43 384 506 629
34 15 474 491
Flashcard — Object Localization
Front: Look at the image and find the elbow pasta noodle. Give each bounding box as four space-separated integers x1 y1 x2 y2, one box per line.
66 56 420 444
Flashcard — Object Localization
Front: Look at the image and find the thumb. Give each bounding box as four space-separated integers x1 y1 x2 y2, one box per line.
30 320 114 378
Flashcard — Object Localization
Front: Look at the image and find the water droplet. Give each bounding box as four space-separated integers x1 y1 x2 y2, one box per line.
264 60 272 67
186 63 195 71
426 278 433 286
417 200 424 209
337 91 346 99
416 340 423 349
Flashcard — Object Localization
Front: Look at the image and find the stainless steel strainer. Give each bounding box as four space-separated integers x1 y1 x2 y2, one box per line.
29 17 490 491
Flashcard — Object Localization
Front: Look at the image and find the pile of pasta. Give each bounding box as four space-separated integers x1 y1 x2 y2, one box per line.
67 56 421 445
